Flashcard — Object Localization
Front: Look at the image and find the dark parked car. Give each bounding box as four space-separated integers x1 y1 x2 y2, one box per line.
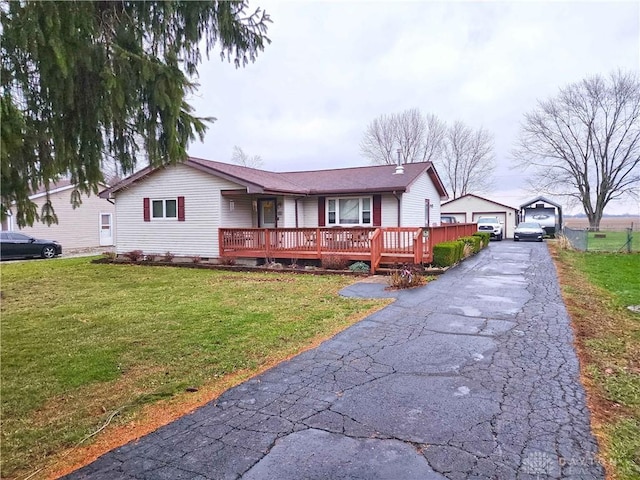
0 231 62 260
513 222 544 242
440 215 458 224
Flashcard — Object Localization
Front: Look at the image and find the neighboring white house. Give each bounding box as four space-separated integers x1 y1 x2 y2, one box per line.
100 158 449 259
3 180 116 249
441 194 519 238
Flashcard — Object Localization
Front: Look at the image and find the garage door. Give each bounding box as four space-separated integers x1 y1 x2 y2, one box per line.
472 212 508 238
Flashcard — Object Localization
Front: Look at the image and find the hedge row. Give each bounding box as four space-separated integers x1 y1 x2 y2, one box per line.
473 231 491 247
432 231 491 267
433 240 464 267
460 235 482 253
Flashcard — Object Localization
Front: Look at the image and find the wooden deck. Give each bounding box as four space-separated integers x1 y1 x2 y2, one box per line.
219 224 477 273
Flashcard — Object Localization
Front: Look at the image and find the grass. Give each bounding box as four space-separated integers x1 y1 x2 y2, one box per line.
587 230 640 253
551 246 640 479
0 257 389 479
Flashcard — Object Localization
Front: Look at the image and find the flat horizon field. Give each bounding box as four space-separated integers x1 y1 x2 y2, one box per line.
563 215 640 231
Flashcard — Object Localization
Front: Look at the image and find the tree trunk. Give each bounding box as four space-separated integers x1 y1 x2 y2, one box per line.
588 210 603 231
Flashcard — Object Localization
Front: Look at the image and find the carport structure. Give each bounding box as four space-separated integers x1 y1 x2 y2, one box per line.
519 196 563 236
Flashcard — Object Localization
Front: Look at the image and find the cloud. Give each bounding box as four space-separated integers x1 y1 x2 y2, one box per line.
186 0 640 213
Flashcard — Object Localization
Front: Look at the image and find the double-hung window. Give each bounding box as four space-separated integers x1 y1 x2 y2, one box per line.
327 197 372 226
144 196 185 222
152 199 177 219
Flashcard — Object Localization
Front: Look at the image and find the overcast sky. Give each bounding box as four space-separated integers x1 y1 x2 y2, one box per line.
187 0 640 215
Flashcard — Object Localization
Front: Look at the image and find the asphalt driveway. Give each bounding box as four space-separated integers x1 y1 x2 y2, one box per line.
65 241 603 479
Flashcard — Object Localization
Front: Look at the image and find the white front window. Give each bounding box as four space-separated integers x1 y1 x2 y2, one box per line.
152 199 177 219
327 197 372 226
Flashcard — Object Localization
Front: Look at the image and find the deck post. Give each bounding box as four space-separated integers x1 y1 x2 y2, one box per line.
414 228 423 264
370 228 382 274
264 229 271 259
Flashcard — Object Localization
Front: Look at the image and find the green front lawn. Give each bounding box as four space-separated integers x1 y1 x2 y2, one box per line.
0 258 387 478
570 252 640 308
553 248 640 479
587 231 640 252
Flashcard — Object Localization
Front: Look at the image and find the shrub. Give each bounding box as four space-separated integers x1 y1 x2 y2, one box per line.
144 254 157 262
433 240 464 267
321 255 350 270
349 261 370 273
192 256 202 264
163 251 175 262
388 263 425 289
473 232 490 248
102 251 116 260
123 250 144 262
556 234 574 250
460 235 482 253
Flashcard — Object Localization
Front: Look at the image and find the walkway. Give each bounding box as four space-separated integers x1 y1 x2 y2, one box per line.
65 241 603 479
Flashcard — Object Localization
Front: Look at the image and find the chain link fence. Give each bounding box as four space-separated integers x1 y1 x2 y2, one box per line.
562 227 588 251
561 225 638 253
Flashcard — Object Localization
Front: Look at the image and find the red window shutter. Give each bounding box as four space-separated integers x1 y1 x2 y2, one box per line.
178 196 185 221
143 197 150 222
318 197 326 227
373 195 381 226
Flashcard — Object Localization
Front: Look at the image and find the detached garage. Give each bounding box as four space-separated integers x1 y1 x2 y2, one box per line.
441 194 519 239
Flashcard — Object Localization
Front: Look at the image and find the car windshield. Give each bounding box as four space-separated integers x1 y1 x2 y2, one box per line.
518 222 541 228
478 218 497 223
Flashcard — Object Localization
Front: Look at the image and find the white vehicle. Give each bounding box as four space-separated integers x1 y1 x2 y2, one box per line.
477 217 503 241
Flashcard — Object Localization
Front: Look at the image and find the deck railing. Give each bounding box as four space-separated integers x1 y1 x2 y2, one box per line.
219 224 477 273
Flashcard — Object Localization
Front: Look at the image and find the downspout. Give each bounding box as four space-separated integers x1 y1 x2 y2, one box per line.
294 198 299 228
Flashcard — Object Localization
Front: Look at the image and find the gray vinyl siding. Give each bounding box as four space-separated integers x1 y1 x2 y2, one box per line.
381 195 399 227
300 198 317 228
14 188 116 249
220 196 253 228
294 198 307 227
401 172 441 227
281 197 297 227
114 164 244 257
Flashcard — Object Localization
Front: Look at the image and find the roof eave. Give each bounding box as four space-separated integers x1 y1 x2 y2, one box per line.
426 165 449 199
308 187 408 196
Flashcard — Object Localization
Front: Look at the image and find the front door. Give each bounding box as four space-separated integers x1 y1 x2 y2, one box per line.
258 199 277 228
99 213 113 246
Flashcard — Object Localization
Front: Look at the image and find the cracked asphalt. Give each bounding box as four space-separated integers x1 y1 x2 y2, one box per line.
65 241 604 479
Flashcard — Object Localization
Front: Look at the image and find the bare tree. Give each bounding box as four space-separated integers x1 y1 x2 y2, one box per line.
231 145 264 168
439 121 496 198
395 108 426 164
360 109 447 165
513 70 640 230
421 113 447 163
360 113 398 165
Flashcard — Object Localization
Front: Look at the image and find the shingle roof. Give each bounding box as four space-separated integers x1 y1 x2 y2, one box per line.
30 179 109 199
101 157 449 198
30 179 75 197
